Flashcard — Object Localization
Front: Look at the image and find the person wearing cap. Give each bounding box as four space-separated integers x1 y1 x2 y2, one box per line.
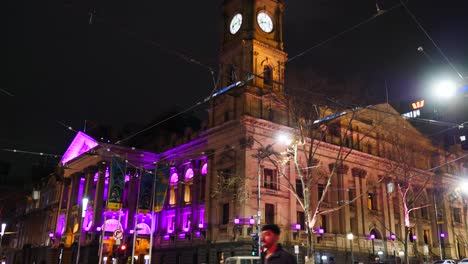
260 224 296 264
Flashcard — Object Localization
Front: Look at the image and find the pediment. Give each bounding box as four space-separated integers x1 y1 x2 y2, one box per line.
61 131 99 165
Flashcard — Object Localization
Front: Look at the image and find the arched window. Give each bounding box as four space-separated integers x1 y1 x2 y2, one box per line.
184 168 194 203
169 172 178 206
263 66 273 86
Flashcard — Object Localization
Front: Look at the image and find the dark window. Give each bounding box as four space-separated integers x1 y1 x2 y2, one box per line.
318 184 325 202
265 203 275 224
421 206 428 219
297 211 305 230
296 180 304 198
263 168 278 190
224 111 230 122
453 208 462 223
424 229 430 245
321 215 327 232
222 203 229 225
263 66 273 86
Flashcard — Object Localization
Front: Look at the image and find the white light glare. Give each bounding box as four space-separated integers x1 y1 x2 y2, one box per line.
434 80 457 98
276 134 292 145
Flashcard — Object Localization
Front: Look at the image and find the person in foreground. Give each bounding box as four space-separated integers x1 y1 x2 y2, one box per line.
260 224 297 264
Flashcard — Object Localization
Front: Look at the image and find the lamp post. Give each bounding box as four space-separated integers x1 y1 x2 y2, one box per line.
347 233 354 264
370 233 375 256
76 197 89 264
254 134 291 256
440 233 445 259
390 234 396 264
0 223 6 250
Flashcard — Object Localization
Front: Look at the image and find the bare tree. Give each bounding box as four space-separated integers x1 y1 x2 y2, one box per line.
261 86 390 264
380 131 436 264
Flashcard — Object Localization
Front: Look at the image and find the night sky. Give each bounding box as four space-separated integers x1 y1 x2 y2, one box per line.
4 0 468 186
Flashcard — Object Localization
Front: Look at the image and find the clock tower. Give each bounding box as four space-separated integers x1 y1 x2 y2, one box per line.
210 0 289 127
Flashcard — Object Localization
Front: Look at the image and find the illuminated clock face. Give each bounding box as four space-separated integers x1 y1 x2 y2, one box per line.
229 13 242 34
257 12 273 33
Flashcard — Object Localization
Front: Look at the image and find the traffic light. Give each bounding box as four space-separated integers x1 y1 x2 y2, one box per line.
251 233 259 256
116 244 127 258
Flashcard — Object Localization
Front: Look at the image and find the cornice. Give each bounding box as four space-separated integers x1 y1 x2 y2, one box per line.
252 39 287 58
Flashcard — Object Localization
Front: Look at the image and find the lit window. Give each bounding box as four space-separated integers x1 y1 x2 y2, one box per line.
169 172 178 206
367 193 375 210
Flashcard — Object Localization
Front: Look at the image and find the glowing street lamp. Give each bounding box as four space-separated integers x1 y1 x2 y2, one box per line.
0 223 6 249
433 80 457 99
370 233 376 256
347 233 354 264
76 197 88 264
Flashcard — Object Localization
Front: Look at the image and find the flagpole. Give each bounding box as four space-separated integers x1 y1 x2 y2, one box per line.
98 164 108 264
98 213 106 264
131 168 142 264
149 164 159 264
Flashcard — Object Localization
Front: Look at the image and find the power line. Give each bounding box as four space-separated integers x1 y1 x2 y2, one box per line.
400 0 466 81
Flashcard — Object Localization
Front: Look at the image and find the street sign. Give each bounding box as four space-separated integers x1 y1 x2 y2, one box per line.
113 229 123 240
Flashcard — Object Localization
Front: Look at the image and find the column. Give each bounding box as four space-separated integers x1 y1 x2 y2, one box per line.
351 168 367 237
330 163 350 233
93 163 107 230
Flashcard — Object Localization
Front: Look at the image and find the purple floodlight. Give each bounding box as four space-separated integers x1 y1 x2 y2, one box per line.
412 235 417 240
129 230 134 234
96 227 102 231
370 234 375 240
390 234 396 240
170 173 178 184
198 223 204 229
185 168 194 179
318 228 324 234
234 218 240 224
295 224 301 230
163 234 170 240
440 233 445 238
61 131 99 164
49 232 54 238
249 218 255 225
201 163 208 175
178 233 186 239
195 231 201 237
183 227 189 232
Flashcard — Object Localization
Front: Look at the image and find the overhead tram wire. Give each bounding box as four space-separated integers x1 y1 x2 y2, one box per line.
88 12 220 91
114 73 254 145
104 2 404 146
0 148 61 158
236 2 404 92
400 0 466 81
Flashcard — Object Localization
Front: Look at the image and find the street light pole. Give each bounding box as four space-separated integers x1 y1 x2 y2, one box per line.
370 233 375 256
257 154 262 257
347 233 354 264
434 192 443 260
76 198 88 264
0 223 6 250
